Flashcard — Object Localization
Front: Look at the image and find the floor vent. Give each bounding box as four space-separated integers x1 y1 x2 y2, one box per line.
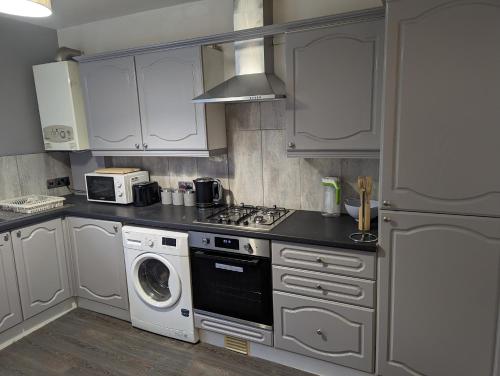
224 336 249 355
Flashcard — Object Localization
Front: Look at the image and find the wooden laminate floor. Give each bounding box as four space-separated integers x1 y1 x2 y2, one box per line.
0 309 313 376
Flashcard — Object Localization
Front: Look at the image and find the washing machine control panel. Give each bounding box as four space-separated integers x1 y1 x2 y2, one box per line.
122 226 189 256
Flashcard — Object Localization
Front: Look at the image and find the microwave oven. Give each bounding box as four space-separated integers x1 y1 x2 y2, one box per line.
85 171 149 204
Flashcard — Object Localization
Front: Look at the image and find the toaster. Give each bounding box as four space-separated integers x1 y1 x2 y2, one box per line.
132 181 160 207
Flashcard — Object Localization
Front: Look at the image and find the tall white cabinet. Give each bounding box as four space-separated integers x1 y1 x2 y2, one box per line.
378 1 500 375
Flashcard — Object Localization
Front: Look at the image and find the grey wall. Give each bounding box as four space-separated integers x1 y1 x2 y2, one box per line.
0 16 59 156
0 152 71 200
108 102 379 211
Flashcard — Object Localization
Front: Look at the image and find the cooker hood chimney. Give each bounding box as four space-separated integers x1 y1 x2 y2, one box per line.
193 0 285 103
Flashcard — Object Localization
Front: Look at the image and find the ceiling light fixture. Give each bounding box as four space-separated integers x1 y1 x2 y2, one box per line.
0 0 52 18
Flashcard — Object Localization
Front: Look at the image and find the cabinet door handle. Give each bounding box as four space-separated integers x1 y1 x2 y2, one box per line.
316 284 323 290
382 200 391 207
113 225 118 233
16 231 21 238
134 143 140 149
3 234 8 241
316 257 323 263
288 142 296 149
316 329 323 335
143 143 148 149
383 217 391 223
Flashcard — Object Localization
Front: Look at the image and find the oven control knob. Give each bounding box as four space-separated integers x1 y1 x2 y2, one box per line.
202 238 210 245
147 240 154 247
244 244 253 254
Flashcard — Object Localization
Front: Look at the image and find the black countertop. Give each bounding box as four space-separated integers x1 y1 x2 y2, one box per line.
0 195 377 252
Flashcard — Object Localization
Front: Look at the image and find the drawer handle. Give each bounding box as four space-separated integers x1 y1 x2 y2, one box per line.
316 284 323 290
316 257 323 263
16 231 21 238
316 329 322 335
3 234 8 241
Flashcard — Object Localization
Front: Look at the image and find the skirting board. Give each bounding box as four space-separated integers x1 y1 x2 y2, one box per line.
77 298 131 322
0 298 77 351
199 329 372 376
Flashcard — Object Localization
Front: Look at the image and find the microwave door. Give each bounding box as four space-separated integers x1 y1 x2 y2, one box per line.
86 176 116 201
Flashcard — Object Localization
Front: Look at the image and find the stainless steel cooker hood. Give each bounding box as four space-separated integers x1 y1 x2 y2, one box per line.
193 0 285 103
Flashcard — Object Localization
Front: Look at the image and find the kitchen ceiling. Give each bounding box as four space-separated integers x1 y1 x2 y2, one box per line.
0 0 201 29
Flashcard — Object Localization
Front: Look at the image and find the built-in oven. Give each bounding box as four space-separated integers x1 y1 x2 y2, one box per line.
188 232 272 329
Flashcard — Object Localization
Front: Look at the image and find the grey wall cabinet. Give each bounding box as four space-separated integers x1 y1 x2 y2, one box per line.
381 0 500 216
67 217 128 311
377 211 500 376
79 46 226 156
135 47 207 150
0 233 23 333
285 20 384 158
12 219 71 320
80 56 143 150
274 291 374 372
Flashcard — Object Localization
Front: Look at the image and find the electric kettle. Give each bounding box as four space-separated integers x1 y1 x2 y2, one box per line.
193 177 224 208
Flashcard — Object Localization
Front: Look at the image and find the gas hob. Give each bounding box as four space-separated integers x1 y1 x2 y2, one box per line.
194 205 295 231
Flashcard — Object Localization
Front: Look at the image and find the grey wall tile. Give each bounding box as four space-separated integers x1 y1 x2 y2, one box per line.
197 155 229 187
261 101 285 130
168 157 197 189
226 103 261 131
141 157 169 189
262 130 301 209
227 129 263 206
0 156 21 200
341 159 380 202
16 152 71 196
299 158 341 211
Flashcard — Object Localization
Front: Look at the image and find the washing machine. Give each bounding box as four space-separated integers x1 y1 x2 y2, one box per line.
122 226 198 343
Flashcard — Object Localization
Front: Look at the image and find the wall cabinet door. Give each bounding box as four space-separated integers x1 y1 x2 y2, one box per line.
135 46 207 150
12 219 70 319
285 20 384 157
67 217 128 310
80 56 143 150
0 233 23 333
274 291 374 372
377 211 500 376
381 0 500 216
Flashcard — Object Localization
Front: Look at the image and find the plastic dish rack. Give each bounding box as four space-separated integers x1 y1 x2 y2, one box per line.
0 195 66 214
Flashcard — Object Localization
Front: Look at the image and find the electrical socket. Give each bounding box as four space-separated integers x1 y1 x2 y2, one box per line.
47 176 70 189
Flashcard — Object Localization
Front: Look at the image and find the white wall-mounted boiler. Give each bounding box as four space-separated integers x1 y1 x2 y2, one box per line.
33 61 89 151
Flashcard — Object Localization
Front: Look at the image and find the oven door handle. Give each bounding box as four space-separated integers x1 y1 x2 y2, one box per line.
192 250 260 266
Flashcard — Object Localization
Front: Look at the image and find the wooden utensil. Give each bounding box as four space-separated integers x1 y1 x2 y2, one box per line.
357 177 366 231
363 177 373 231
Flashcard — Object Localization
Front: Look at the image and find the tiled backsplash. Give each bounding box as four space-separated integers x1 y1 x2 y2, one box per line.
0 152 71 200
108 102 379 211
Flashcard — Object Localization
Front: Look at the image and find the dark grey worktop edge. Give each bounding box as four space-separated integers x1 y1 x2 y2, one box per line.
0 205 377 253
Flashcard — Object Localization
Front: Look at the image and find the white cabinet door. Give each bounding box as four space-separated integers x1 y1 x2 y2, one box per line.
377 211 500 376
285 20 384 157
80 56 143 150
135 46 207 150
67 217 128 310
0 232 23 333
381 0 500 216
12 218 71 319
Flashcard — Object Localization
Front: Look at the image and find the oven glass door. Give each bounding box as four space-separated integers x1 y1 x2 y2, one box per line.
190 248 272 326
86 176 116 202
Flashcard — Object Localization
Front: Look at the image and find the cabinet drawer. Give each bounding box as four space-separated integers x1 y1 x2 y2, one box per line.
272 241 375 280
273 291 374 373
273 266 375 308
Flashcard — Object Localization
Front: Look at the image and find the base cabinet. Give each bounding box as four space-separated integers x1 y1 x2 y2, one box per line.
12 218 71 320
0 233 23 333
67 217 128 311
377 211 500 376
273 291 374 372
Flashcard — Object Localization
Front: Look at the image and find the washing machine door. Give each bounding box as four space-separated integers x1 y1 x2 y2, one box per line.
131 253 181 309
